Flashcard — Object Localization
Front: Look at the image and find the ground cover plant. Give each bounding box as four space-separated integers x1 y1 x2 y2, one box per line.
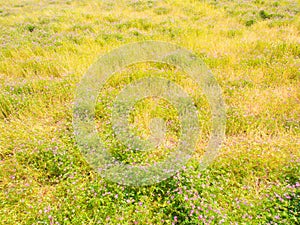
0 0 299 224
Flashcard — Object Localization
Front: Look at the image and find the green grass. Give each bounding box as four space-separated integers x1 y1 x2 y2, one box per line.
0 0 299 224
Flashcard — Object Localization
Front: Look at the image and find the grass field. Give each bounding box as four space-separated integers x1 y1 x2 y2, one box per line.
0 0 300 224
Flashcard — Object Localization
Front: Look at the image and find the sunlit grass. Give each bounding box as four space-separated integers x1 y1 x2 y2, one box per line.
0 0 299 224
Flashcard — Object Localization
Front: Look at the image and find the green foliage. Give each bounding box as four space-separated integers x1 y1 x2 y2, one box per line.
259 10 272 20
0 0 299 224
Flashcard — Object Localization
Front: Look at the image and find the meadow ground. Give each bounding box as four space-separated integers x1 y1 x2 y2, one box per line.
0 0 300 224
